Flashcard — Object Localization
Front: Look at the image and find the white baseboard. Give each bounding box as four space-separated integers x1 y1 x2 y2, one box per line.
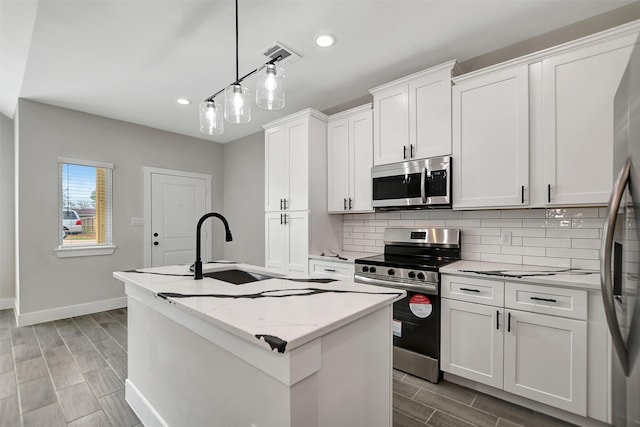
126 379 169 427
0 298 15 310
15 296 127 326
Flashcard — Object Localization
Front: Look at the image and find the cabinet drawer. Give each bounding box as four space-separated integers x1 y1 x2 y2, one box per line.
308 260 354 280
441 275 504 307
504 282 587 320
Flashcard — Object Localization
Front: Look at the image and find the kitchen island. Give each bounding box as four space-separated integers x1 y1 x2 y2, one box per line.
113 262 404 427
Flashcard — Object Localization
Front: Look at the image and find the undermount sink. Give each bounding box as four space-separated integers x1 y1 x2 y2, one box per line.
202 269 279 285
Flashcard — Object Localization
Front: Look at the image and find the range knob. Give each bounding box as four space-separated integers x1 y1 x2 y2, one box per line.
362 266 369 273
408 271 416 279
417 272 425 280
369 267 377 273
387 269 395 276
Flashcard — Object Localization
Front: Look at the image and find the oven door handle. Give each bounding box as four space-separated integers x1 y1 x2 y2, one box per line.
420 167 427 203
354 274 437 294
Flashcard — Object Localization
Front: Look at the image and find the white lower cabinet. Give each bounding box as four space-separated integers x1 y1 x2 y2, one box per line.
503 310 587 415
441 299 504 389
441 275 588 417
265 211 309 275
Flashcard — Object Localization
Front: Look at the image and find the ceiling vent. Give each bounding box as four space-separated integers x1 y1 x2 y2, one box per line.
261 41 302 66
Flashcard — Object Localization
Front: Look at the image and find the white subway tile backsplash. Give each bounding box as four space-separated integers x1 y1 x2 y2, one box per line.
571 238 602 249
501 245 546 256
481 253 523 264
521 237 571 248
522 256 571 268
501 209 545 219
546 228 600 239
571 218 605 229
445 219 482 227
482 218 522 228
463 210 501 219
571 258 600 270
345 207 603 270
546 247 599 259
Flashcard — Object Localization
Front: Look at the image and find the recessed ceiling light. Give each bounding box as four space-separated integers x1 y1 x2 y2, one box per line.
314 34 336 48
176 98 191 105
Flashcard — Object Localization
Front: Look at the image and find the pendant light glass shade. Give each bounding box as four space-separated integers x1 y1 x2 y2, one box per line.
256 63 285 110
224 84 251 123
199 101 224 135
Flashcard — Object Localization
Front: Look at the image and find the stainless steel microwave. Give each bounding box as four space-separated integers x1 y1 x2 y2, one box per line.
371 156 451 209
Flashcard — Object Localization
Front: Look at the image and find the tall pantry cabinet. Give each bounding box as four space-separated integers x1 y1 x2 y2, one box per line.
263 109 342 274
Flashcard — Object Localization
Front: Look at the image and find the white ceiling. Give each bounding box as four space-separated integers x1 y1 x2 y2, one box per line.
0 0 635 143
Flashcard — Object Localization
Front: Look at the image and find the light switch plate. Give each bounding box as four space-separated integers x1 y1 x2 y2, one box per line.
131 217 145 226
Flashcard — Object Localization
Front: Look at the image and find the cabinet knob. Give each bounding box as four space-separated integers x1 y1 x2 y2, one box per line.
153 232 158 237
153 241 159 246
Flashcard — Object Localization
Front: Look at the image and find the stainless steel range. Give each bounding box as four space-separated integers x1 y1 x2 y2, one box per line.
354 227 461 383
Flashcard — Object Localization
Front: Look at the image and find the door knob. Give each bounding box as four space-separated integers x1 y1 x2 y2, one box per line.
153 241 159 246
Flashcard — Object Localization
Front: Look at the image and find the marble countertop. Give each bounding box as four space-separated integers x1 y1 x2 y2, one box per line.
113 262 404 354
441 260 602 291
308 251 374 264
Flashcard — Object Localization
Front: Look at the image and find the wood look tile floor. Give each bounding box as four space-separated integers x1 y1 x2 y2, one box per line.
0 308 576 427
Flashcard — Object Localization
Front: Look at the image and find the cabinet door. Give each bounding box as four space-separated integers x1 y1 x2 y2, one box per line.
327 118 350 213
452 65 529 209
349 110 374 212
441 299 504 389
504 310 587 416
286 211 309 274
286 118 310 211
410 69 452 158
542 35 636 206
373 85 408 166
265 126 289 212
264 213 287 273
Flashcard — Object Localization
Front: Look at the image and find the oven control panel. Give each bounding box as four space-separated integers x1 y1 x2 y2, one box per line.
356 265 438 284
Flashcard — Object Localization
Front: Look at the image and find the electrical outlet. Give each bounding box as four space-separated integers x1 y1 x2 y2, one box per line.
501 231 512 246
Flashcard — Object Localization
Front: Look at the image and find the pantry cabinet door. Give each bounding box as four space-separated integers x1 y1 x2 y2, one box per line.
503 310 587 416
327 117 350 213
441 299 504 389
350 109 374 212
541 34 636 206
286 211 309 274
452 65 529 209
264 213 287 273
265 126 289 212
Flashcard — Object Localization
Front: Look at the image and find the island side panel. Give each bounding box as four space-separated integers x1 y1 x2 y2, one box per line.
126 296 303 427
315 304 393 427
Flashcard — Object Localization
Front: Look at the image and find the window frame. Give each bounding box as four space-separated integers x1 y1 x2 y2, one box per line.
55 157 116 258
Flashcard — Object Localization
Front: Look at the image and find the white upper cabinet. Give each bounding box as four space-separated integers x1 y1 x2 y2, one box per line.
370 60 459 166
265 116 310 212
541 33 637 206
452 65 530 209
327 104 374 213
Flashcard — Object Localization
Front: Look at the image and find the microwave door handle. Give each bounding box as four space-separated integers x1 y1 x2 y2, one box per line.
600 157 631 376
420 167 427 203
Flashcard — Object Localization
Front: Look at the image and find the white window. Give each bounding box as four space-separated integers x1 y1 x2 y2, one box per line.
56 158 115 257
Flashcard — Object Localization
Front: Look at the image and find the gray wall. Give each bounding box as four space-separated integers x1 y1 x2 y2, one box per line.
222 131 265 266
16 99 224 315
0 113 15 303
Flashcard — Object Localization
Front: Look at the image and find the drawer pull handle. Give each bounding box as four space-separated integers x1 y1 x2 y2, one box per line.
530 296 557 303
324 268 337 272
496 310 500 330
508 312 512 333
460 287 480 293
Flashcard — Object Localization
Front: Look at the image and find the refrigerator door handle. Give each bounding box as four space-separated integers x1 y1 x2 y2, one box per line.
600 157 631 376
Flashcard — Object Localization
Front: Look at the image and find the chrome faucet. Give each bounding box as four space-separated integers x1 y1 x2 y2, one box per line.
194 212 233 280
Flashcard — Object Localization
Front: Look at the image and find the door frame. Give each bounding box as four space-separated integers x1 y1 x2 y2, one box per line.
143 167 212 268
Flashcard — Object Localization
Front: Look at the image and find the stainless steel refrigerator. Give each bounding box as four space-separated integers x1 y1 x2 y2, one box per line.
601 34 640 427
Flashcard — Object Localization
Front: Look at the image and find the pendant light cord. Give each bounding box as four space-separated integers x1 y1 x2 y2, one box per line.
235 0 239 84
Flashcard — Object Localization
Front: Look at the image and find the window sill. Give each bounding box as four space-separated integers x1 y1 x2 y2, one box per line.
54 245 116 258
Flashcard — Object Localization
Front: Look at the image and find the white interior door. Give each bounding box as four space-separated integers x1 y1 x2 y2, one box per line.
150 172 208 267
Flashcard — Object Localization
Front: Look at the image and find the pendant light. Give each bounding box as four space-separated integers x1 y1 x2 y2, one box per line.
199 0 286 135
199 100 224 135
256 63 285 110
